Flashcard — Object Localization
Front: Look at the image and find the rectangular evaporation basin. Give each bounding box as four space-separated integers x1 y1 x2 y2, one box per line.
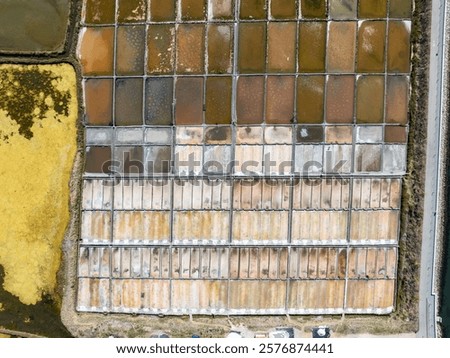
83 0 116 24
176 24 205 74
326 75 355 123
297 76 325 124
207 24 233 74
116 26 145 75
149 0 176 21
388 21 411 73
385 126 408 143
240 0 267 19
356 76 385 124
329 0 357 19
356 126 383 143
265 126 292 144
180 0 206 20
175 77 204 124
115 78 143 126
357 21 386 73
84 79 113 126
386 76 409 124
270 0 297 19
115 128 144 144
298 22 326 73
147 25 175 74
236 126 263 144
78 27 115 75
358 0 387 18
238 23 266 73
355 145 382 172
176 127 203 144
145 146 172 174
236 76 265 124
205 77 232 124
85 147 112 174
114 147 144 174
205 126 232 144
301 0 327 18
327 21 356 73
117 0 147 22
0 0 70 53
208 0 234 20
145 127 173 145
266 76 295 124
86 128 113 145
389 0 412 18
145 78 173 125
325 126 353 144
268 22 296 73
297 126 324 143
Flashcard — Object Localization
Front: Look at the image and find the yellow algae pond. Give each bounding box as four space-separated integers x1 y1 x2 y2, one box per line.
0 64 77 336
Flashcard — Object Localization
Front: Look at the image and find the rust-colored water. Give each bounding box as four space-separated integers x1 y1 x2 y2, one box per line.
147 25 175 74
238 23 266 73
297 76 325 124
205 77 232 124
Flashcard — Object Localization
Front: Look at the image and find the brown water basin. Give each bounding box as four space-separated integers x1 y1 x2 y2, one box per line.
176 24 205 74
118 0 146 22
297 75 325 124
270 0 297 19
116 25 145 75
209 0 234 19
236 76 265 124
385 126 408 143
84 79 113 126
83 0 115 24
356 75 384 123
149 0 176 21
238 23 266 73
389 0 412 18
180 0 206 20
208 24 233 74
357 21 386 73
266 76 295 124
386 76 409 124
85 147 112 174
359 0 387 18
206 77 232 124
147 25 175 74
175 77 204 124
388 21 411 73
301 0 327 18
326 75 354 123
145 78 173 125
298 22 326 73
268 22 296 73
78 27 114 75
115 78 143 125
327 21 356 73
240 0 266 19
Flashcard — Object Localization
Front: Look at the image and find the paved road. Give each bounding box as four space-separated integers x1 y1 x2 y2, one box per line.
418 0 449 338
